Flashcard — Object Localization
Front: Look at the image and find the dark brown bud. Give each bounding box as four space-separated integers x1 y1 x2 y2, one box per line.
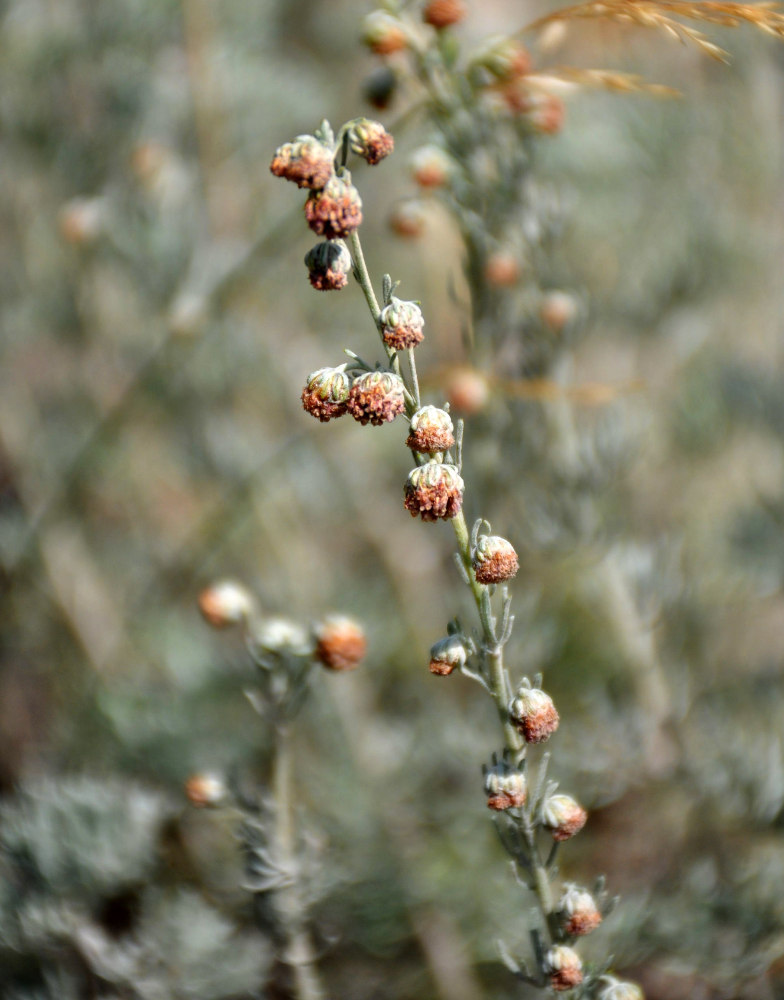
304 240 352 291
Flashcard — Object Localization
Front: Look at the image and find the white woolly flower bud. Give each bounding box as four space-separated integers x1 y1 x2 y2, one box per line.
198 580 255 628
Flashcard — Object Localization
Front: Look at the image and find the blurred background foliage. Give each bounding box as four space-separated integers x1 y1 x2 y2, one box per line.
3 0 784 998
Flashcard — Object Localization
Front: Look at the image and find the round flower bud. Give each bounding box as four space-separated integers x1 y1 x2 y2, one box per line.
509 683 559 743
304 174 363 240
598 977 645 1000
389 200 427 238
346 371 406 426
423 0 467 28
540 290 578 333
406 406 455 454
363 66 398 111
544 945 583 992
428 634 468 676
198 580 254 628
250 617 313 657
483 763 527 810
404 462 464 522
362 10 408 55
525 93 565 135
304 240 352 291
558 884 602 936
380 297 425 351
542 792 587 842
471 37 531 82
314 615 366 671
445 367 489 414
58 197 105 245
472 534 519 584
410 145 455 189
185 772 227 808
484 251 520 287
270 135 334 190
349 119 395 165
301 367 351 422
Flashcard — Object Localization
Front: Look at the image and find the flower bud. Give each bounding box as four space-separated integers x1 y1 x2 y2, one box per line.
544 945 583 992
484 251 520 287
540 290 578 332
363 66 398 110
270 135 334 190
380 297 425 350
185 772 227 808
423 0 467 28
542 792 587 842
428 634 468 676
389 200 427 239
250 617 313 657
509 683 559 743
445 367 489 414
472 534 519 584
349 119 395 165
198 580 254 628
346 371 406 426
314 615 366 671
304 174 363 240
471 37 531 81
362 10 408 55
406 406 455 454
304 240 352 291
523 93 565 134
404 462 464 521
558 884 602 936
483 762 527 810
598 977 645 1000
301 367 351 422
410 145 455 189
58 197 106 245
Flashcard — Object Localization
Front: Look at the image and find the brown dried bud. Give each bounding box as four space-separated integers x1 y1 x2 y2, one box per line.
484 763 527 810
349 118 395 165
484 251 520 287
198 580 254 628
445 368 489 415
509 683 559 743
305 174 363 240
598 978 645 1000
423 0 467 28
185 772 227 808
362 10 408 55
472 37 531 82
389 200 427 238
380 297 425 351
544 945 583 992
472 534 519 584
301 367 351 422
347 371 406 426
428 634 468 676
542 792 587 842
410 145 454 189
315 615 366 671
558 885 603 937
404 462 464 522
406 406 455 454
270 135 334 190
304 240 352 291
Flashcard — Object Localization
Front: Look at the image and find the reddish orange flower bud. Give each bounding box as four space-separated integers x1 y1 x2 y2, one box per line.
540 290 578 332
558 885 603 936
472 534 519 584
542 792 587 842
445 368 489 415
380 297 425 350
389 201 427 238
410 145 454 189
404 462 464 522
301 367 351 422
423 0 467 29
185 772 227 808
270 135 334 190
544 945 583 991
349 119 395 166
428 634 468 675
198 580 254 628
315 615 366 671
509 683 559 743
484 251 521 287
484 763 527 810
304 175 363 240
406 406 455 454
362 11 408 55
347 371 406 426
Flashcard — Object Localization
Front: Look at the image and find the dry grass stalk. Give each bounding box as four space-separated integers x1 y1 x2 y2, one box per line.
527 67 681 97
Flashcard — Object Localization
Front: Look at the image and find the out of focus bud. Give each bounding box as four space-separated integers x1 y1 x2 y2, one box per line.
484 251 521 287
346 371 406 425
544 945 583 992
541 792 587 841
540 290 578 332
362 10 409 55
270 135 334 190
524 93 566 134
198 580 254 628
509 681 559 743
389 200 427 238
472 534 519 584
471 37 531 81
305 174 363 240
404 462 464 521
445 368 489 415
380 297 425 350
301 367 351 422
423 0 467 28
250 617 313 657
349 119 395 165
598 977 644 1000
315 615 366 671
185 772 227 808
558 884 602 936
410 145 455 189
304 240 352 291
428 634 468 675
483 761 527 810
58 197 106 246
406 405 455 454
363 66 398 110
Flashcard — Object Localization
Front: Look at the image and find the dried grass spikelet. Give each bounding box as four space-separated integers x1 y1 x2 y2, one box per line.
528 67 679 98
525 0 784 63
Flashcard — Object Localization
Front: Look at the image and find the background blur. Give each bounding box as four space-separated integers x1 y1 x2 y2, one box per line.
3 1 784 998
